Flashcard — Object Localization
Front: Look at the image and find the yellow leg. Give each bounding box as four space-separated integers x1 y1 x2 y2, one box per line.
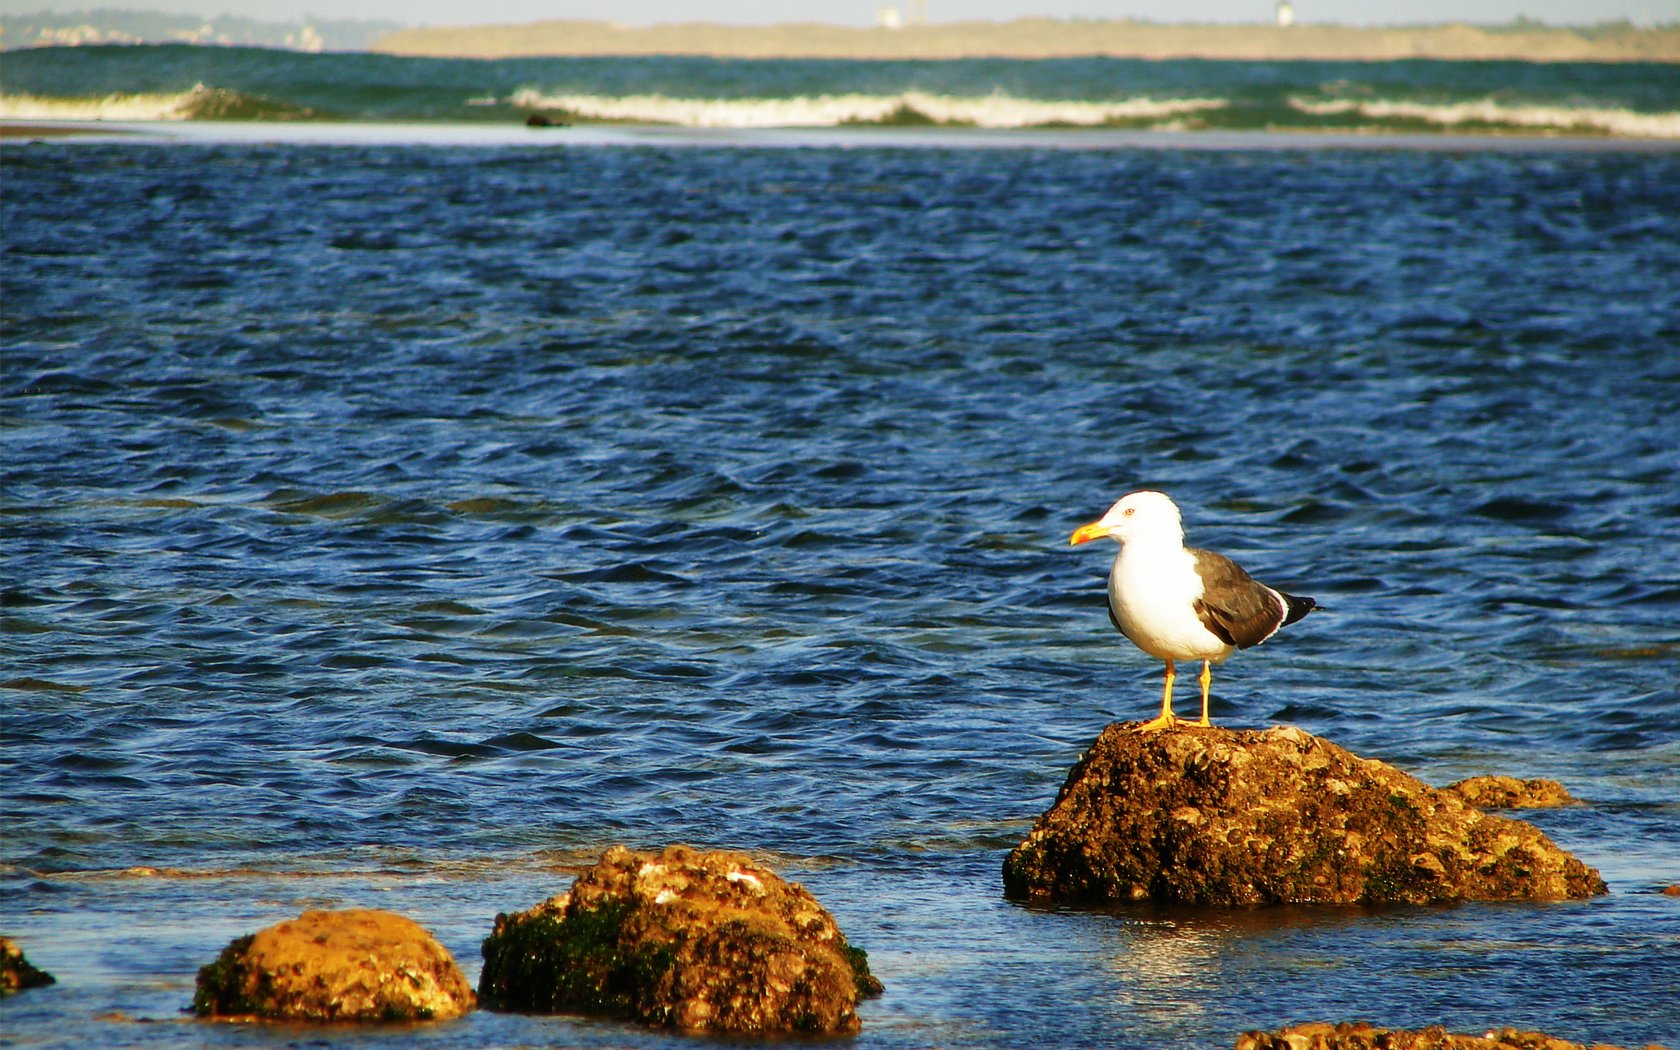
1137 658 1177 731
1198 661 1213 727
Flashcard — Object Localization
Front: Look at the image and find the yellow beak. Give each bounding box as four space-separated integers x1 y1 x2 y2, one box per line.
1069 521 1109 546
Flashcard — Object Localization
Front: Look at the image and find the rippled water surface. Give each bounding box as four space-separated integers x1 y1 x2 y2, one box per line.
3 137 1678 1049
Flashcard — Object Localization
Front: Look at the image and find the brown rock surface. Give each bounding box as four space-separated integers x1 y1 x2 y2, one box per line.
1236 1021 1653 1050
193 908 475 1022
1 937 54 994
479 844 882 1034
1004 723 1606 906
1445 775 1577 809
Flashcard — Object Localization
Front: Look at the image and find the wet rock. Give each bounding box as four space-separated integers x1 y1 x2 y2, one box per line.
1003 723 1607 906
1445 774 1577 809
193 908 474 1022
1236 1021 1649 1050
479 844 882 1034
1 937 55 994
1662 884 1680 897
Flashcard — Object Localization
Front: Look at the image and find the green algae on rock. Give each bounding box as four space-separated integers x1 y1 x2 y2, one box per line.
1004 723 1607 907
479 844 882 1034
1236 1021 1655 1050
193 908 475 1022
1 937 55 994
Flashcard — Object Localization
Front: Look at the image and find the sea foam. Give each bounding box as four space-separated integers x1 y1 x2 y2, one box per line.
506 89 1226 128
0 83 314 122
1290 96 1680 138
0 85 210 121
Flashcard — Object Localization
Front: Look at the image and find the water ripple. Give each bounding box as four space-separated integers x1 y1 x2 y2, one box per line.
3 142 1678 1048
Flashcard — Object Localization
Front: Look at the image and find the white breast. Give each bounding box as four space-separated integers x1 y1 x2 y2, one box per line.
1109 542 1234 663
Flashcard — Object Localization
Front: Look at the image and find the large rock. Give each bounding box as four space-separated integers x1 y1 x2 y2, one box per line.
1236 1021 1651 1050
193 908 475 1022
479 844 882 1034
1 937 54 994
1004 723 1607 906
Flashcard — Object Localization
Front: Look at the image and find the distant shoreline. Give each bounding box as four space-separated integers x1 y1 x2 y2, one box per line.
5 121 1679 152
374 18 1680 63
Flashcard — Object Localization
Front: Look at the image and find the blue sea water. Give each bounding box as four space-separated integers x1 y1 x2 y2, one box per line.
2 133 1679 1049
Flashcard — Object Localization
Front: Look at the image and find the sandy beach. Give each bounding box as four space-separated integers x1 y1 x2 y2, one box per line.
373 18 1680 62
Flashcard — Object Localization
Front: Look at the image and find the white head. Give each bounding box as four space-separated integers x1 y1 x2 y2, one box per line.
1069 490 1185 547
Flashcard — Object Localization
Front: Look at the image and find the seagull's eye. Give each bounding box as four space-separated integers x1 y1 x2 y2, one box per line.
1122 508 1135 517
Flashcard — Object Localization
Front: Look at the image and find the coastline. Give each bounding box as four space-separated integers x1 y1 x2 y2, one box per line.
6 121 1679 151
372 18 1680 62
0 121 141 139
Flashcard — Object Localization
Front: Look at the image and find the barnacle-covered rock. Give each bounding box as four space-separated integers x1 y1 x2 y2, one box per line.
479 844 882 1034
0 937 54 995
193 908 474 1022
1004 723 1606 906
1236 1021 1650 1050
1444 774 1577 810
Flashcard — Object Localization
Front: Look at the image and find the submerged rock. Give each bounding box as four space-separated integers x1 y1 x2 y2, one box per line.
1004 723 1606 906
1236 1021 1650 1050
479 844 882 1034
1444 775 1577 809
1 937 54 994
193 908 474 1022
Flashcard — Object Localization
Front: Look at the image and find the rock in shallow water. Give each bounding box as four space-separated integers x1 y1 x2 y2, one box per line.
193 908 475 1022
479 844 882 1034
1236 1021 1653 1049
1004 723 1607 906
1 937 54 994
1444 774 1577 809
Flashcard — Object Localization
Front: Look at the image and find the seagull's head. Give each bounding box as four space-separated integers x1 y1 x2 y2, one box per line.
1070 490 1184 546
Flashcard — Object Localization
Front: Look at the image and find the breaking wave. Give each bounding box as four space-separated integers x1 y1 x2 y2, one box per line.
1290 96 1680 138
0 83 318 121
506 89 1226 129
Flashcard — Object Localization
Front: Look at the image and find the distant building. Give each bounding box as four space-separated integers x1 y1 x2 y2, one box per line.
876 6 903 28
0 11 399 51
1275 0 1295 27
287 24 324 52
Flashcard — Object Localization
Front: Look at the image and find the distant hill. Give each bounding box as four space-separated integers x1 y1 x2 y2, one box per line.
5 10 1674 62
1 8 401 52
375 17 1680 62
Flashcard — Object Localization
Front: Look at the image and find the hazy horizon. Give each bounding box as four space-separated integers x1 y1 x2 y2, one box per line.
8 0 1678 29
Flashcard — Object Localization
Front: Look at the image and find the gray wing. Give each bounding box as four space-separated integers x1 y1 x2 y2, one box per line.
1189 548 1289 649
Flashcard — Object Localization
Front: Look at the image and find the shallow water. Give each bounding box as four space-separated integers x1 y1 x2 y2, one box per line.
2 136 1678 1049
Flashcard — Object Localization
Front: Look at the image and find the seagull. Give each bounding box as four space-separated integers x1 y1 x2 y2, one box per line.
1070 490 1317 730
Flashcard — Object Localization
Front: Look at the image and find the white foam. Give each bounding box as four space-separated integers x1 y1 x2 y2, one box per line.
1291 96 1680 139
506 89 1225 129
0 83 216 122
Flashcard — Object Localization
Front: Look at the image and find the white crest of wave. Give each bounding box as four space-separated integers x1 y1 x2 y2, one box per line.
507 89 1224 128
0 83 215 121
1291 96 1680 138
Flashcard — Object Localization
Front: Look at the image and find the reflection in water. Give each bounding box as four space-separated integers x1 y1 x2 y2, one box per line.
1098 904 1373 1028
1108 918 1221 1025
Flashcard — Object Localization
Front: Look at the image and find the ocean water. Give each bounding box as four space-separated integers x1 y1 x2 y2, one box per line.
3 44 1680 136
2 131 1679 1049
